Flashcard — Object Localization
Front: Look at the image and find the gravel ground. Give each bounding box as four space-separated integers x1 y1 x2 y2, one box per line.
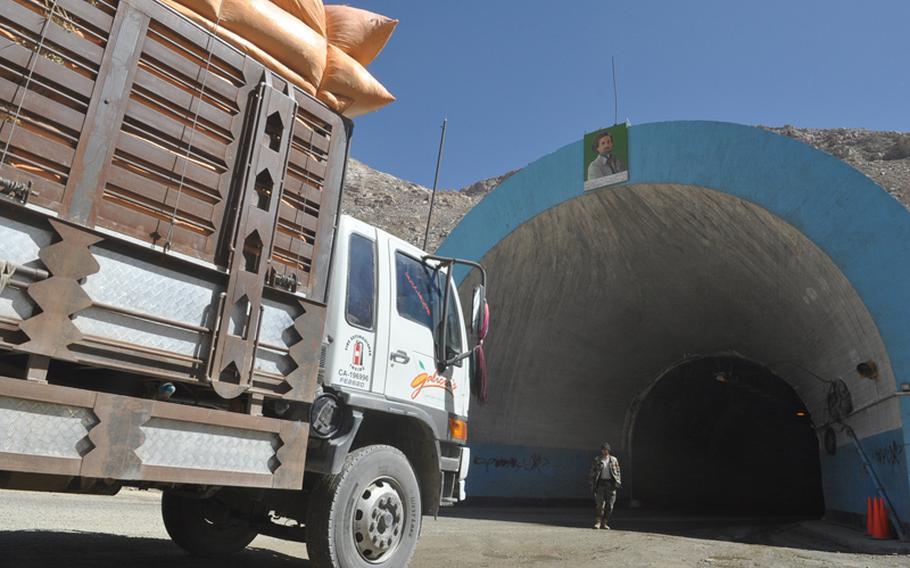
1 489 908 567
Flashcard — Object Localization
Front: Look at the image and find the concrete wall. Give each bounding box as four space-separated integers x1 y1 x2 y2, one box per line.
440 122 910 521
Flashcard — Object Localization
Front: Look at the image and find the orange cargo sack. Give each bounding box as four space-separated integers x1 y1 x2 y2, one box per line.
162 0 319 95
172 0 221 20
325 4 398 66
270 0 327 37
163 0 397 117
317 44 394 117
218 0 327 88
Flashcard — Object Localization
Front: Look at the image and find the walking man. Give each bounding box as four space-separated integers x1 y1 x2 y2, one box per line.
590 442 621 529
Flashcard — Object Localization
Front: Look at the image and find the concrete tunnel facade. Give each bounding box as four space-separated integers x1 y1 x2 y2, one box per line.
437 121 910 525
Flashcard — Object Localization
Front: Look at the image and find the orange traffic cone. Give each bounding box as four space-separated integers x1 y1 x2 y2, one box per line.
866 496 873 535
878 497 892 539
870 497 882 539
871 497 892 539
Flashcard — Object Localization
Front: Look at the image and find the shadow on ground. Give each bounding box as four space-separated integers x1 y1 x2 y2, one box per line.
441 506 892 555
0 531 308 568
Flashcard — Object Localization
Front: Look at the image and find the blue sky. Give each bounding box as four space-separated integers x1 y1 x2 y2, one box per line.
349 1 909 189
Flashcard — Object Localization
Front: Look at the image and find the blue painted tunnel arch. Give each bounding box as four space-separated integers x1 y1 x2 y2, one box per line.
438 121 910 520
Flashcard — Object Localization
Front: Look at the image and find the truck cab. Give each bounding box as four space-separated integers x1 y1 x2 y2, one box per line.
307 214 480 498
296 215 488 566
325 214 470 420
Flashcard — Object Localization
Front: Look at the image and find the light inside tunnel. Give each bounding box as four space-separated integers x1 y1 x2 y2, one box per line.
629 356 825 516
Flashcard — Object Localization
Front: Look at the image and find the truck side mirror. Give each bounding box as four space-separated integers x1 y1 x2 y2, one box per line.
470 285 489 403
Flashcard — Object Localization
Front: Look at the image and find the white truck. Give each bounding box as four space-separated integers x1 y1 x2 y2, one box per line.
0 0 489 566
290 216 489 566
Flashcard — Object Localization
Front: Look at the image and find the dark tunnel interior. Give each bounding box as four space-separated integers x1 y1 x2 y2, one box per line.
629 356 825 517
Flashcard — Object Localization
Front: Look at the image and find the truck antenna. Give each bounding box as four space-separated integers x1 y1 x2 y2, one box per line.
423 118 448 251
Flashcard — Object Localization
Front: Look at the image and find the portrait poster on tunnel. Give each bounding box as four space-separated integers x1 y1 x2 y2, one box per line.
583 124 629 191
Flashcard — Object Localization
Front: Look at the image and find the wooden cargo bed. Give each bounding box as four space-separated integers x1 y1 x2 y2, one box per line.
0 0 350 488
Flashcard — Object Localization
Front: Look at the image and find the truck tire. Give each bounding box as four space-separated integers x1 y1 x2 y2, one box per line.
161 491 257 557
306 444 422 567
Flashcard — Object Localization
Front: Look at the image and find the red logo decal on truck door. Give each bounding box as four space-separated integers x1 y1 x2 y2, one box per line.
352 340 363 367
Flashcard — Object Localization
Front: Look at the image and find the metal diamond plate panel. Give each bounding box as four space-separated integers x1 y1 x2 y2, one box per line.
136 418 279 474
259 299 300 348
0 287 35 321
254 347 295 376
73 307 205 356
0 397 96 458
0 218 52 267
83 246 222 327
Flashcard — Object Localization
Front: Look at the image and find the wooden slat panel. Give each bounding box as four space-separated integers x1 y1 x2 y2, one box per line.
291 117 329 155
0 36 94 99
4 0 106 64
100 180 216 237
282 179 323 208
287 146 327 180
108 151 221 209
277 202 319 232
51 0 116 34
284 169 325 197
0 75 85 134
124 98 230 164
271 232 314 260
106 165 218 228
95 196 214 259
115 131 224 190
294 92 332 131
0 66 89 116
0 124 75 168
140 39 239 106
132 67 235 134
143 9 247 77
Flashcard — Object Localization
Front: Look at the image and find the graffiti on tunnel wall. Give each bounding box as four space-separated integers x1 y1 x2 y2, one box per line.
872 440 904 467
474 453 551 473
466 444 595 499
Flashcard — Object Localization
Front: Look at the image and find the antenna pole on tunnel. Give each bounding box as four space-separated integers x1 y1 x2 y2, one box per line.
612 56 619 125
423 118 448 251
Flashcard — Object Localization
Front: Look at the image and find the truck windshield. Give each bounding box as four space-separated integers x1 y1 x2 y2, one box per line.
440 277 463 357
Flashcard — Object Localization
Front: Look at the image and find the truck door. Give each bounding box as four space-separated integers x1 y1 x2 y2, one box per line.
323 217 379 392
383 242 466 414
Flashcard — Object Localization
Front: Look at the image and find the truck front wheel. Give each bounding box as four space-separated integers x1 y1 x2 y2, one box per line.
161 490 258 557
306 444 422 567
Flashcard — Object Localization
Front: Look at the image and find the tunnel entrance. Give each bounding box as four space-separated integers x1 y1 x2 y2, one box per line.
454 182 896 511
629 356 825 517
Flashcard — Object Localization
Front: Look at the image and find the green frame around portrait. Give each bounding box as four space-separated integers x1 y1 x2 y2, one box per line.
583 124 629 190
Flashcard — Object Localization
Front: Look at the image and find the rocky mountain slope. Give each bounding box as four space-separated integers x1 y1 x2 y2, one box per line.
342 127 910 251
340 159 515 251
766 126 910 207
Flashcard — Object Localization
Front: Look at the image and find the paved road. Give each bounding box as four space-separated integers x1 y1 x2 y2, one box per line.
1 489 907 567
